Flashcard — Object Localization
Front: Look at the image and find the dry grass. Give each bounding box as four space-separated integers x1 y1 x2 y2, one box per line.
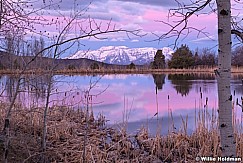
1 66 243 75
0 100 243 163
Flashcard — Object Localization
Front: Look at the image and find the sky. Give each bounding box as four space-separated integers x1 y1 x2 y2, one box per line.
29 0 243 56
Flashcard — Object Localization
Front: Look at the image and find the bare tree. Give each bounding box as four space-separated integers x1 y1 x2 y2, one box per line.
0 0 55 36
160 0 243 158
232 46 243 66
216 0 235 157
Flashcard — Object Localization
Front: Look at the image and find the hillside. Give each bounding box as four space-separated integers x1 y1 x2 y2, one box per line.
0 51 132 71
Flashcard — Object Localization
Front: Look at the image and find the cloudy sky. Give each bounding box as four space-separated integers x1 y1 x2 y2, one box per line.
31 0 242 55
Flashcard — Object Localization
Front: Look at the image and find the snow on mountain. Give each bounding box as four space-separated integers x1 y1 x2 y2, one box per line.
67 46 174 65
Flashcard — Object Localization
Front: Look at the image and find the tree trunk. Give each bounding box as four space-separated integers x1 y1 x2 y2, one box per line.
216 0 236 157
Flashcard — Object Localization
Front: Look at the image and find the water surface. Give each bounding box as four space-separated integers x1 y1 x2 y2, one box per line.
1 73 243 135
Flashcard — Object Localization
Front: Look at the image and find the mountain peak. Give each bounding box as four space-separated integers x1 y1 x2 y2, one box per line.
99 46 128 51
68 46 173 65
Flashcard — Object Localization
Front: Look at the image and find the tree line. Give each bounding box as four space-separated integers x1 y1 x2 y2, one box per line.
168 44 217 69
150 44 243 69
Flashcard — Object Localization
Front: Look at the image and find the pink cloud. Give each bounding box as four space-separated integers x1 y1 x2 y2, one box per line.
140 8 217 37
188 14 217 34
142 9 171 31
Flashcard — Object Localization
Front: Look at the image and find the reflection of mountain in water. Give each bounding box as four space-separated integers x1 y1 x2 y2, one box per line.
152 74 166 91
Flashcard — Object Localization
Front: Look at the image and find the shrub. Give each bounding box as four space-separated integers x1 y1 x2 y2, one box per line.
13 59 20 69
126 62 136 69
68 64 76 70
0 62 5 69
90 62 100 70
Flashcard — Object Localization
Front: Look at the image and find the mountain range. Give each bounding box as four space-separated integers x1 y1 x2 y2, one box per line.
67 46 174 65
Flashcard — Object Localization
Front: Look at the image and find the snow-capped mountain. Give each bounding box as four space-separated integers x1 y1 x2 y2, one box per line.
67 46 174 65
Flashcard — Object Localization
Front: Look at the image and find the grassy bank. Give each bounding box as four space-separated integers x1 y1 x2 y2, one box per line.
0 102 243 162
1 66 243 75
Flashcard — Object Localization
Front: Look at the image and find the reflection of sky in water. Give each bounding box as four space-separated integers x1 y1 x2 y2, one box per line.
53 74 243 135
1 74 243 135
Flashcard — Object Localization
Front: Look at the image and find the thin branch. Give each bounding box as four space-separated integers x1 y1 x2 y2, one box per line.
231 30 243 42
155 0 213 48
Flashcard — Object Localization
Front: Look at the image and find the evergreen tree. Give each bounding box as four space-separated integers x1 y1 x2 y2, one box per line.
152 50 165 69
127 62 136 69
193 51 201 66
168 44 194 69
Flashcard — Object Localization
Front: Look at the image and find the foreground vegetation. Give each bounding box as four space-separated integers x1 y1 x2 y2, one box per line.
0 101 243 162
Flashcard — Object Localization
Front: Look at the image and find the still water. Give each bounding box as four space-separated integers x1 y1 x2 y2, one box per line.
1 73 243 135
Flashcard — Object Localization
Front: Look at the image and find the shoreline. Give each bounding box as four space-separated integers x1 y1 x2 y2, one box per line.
1 67 243 75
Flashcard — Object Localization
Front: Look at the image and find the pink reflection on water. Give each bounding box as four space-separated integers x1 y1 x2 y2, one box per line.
2 74 243 135
81 77 221 125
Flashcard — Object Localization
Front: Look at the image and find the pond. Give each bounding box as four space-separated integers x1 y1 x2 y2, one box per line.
1 73 243 135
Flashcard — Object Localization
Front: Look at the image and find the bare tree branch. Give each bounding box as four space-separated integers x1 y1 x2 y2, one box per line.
231 29 243 42
155 0 213 48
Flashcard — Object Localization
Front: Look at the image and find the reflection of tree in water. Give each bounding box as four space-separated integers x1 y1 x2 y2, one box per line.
5 75 19 102
3 75 50 104
22 75 50 100
168 74 193 97
231 80 243 95
232 74 243 95
152 74 166 91
232 74 243 80
180 73 215 80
